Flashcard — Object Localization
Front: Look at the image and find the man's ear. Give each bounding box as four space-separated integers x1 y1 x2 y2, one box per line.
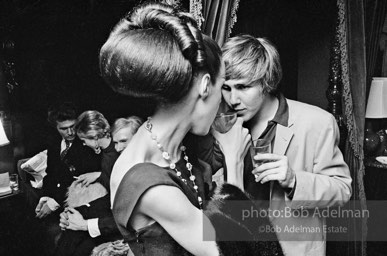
198 73 211 99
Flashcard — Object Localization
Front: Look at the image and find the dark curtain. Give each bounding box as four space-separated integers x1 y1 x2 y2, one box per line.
344 0 367 254
327 0 367 255
193 0 240 46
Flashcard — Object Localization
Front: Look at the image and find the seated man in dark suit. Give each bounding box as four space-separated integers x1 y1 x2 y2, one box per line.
35 102 101 218
34 102 101 255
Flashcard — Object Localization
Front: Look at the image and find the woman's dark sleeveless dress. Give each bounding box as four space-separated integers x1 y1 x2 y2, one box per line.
112 151 284 256
113 157 206 256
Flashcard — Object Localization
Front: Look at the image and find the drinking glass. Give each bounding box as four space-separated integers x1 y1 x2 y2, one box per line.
9 174 19 191
212 112 237 133
250 139 271 179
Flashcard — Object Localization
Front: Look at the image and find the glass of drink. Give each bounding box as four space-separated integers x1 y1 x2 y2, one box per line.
9 174 19 191
250 139 271 180
212 112 237 133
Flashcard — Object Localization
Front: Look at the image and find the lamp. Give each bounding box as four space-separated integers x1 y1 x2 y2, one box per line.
366 77 387 118
0 113 11 196
0 119 9 147
364 77 387 156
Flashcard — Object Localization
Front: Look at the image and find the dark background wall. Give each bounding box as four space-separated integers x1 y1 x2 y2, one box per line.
0 0 336 160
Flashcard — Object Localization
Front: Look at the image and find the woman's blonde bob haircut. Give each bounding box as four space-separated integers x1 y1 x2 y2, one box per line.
222 34 282 95
75 110 111 139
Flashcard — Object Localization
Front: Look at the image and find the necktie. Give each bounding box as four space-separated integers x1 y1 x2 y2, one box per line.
60 140 71 160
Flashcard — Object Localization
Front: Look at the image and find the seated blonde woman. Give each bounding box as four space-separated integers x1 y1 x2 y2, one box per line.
56 110 121 256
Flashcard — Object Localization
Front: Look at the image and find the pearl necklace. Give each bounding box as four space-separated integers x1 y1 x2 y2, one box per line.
144 117 203 208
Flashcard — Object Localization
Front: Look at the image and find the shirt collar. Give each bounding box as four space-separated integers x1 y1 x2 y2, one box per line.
61 139 73 151
270 93 289 127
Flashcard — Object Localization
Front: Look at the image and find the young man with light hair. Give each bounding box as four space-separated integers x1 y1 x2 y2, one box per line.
209 34 352 256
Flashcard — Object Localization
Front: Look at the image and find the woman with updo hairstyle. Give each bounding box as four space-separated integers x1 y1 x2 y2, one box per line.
100 2 229 256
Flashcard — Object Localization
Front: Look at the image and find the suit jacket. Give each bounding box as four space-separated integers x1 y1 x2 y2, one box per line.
42 136 101 206
75 194 120 238
244 99 352 256
198 99 352 256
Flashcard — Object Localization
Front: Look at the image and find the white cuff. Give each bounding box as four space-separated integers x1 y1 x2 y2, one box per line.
87 218 101 238
46 198 60 211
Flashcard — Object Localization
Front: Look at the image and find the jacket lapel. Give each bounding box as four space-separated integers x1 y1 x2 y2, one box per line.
270 122 294 201
273 124 294 156
270 99 295 200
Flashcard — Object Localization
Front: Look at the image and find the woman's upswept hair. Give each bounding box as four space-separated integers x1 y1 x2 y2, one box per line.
99 2 222 105
75 110 111 139
222 34 282 95
111 116 143 136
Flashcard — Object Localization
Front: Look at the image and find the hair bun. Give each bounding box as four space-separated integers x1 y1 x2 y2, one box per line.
128 2 206 68
100 2 221 106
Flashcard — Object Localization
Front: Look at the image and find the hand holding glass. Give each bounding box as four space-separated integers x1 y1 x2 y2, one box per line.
10 174 19 191
250 139 271 181
212 112 237 133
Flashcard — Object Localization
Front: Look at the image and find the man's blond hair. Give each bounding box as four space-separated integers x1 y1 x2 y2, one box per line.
222 34 282 95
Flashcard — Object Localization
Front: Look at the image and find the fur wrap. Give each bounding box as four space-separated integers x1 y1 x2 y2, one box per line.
205 183 284 256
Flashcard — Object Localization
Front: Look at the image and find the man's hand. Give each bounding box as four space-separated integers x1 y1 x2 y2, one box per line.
65 208 88 231
59 210 69 230
35 202 53 219
252 153 295 189
74 172 101 187
35 200 44 215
